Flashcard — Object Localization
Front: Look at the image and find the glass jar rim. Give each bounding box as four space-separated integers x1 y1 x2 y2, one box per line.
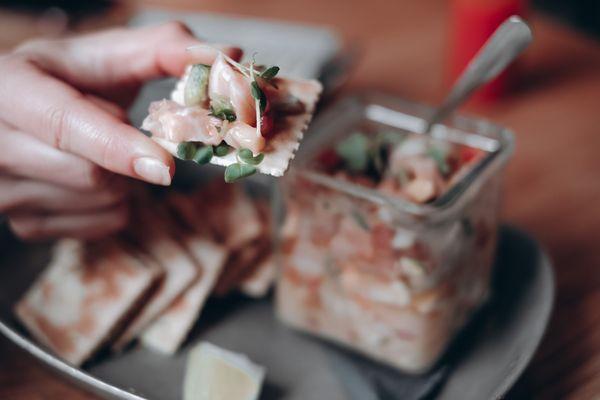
290 93 514 222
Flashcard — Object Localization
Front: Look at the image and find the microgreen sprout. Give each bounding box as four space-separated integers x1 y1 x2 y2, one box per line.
249 62 263 139
427 146 450 176
260 66 280 88
250 81 267 114
214 143 232 157
260 66 280 80
335 133 370 173
224 163 257 182
177 142 198 160
210 106 236 122
237 148 264 165
193 145 213 164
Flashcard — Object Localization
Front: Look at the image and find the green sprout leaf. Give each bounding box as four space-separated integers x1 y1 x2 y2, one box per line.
376 130 405 146
335 133 370 173
260 66 280 80
176 142 198 160
250 81 267 114
210 106 236 122
237 148 264 165
214 143 232 157
224 163 257 183
427 146 450 176
193 145 213 164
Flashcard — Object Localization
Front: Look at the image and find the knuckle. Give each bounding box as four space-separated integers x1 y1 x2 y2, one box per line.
45 93 83 152
47 105 69 150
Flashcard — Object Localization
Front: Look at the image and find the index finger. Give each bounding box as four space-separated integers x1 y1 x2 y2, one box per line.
0 63 174 185
17 22 243 93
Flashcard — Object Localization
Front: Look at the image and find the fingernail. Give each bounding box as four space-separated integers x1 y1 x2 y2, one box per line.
133 157 171 186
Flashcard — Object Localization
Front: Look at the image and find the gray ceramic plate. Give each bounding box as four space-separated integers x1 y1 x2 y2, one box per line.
0 226 553 400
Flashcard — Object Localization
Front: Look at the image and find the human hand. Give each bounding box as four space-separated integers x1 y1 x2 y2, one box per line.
0 22 241 240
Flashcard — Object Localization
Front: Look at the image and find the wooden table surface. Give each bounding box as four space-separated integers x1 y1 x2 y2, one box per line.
1 0 600 399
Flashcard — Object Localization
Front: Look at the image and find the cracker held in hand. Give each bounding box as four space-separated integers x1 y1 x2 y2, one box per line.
142 50 322 180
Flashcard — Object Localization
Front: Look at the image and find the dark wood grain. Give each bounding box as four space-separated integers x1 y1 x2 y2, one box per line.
1 1 599 399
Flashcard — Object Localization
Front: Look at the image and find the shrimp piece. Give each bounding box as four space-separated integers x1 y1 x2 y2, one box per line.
209 53 256 126
223 121 265 154
142 100 223 145
388 144 445 203
330 215 373 260
207 53 230 100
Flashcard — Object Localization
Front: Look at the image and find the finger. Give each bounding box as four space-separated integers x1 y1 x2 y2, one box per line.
8 203 129 241
17 21 243 92
0 64 174 185
85 94 127 121
0 176 129 214
0 120 118 190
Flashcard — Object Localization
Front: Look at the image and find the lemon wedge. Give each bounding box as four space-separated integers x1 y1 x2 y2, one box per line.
184 342 265 400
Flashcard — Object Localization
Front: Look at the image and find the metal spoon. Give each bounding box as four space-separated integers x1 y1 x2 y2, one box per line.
423 15 533 134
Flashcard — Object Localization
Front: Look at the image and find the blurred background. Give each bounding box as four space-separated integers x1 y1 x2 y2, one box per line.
0 0 599 399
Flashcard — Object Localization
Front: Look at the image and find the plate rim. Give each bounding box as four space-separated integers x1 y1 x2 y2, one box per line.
487 241 555 400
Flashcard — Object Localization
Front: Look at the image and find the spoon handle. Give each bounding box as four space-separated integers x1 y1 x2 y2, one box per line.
424 15 532 133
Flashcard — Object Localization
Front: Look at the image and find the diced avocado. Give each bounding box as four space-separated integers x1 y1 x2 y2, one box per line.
184 64 211 106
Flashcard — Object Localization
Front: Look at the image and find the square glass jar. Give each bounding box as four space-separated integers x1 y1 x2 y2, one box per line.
275 93 514 373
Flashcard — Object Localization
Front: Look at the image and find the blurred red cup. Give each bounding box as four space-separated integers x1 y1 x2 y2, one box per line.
448 0 528 103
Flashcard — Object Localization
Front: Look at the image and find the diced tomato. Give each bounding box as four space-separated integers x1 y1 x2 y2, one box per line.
260 112 274 138
371 224 395 253
317 148 342 171
284 265 322 289
459 146 480 164
311 223 337 246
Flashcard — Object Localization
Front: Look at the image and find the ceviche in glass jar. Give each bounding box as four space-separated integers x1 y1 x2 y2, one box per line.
275 94 514 373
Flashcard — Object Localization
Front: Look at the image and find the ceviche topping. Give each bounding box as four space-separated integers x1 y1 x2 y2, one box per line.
143 46 322 181
277 127 498 372
315 130 485 204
